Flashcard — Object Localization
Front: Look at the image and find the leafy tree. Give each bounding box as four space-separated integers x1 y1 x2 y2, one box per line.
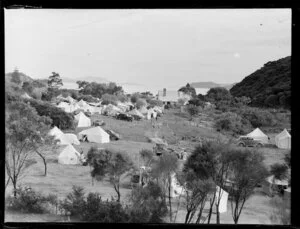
48 72 63 89
177 171 214 224
136 99 147 109
88 149 133 202
59 185 86 217
129 181 168 223
11 68 21 84
101 93 118 106
178 83 197 98
270 163 288 180
186 105 200 121
215 112 249 135
227 148 268 224
28 99 75 130
150 153 179 222
130 93 140 104
184 142 234 224
76 81 123 99
188 98 205 107
206 87 232 102
5 101 53 197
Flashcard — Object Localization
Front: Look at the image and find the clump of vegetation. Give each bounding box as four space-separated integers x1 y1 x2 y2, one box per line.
28 99 75 130
206 87 232 102
76 81 123 99
87 148 133 202
136 98 147 109
178 83 197 98
101 93 118 106
6 186 57 214
215 112 250 135
270 163 289 180
147 99 163 107
230 56 291 109
130 93 140 104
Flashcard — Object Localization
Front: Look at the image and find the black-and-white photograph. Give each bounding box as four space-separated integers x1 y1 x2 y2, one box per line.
5 9 291 224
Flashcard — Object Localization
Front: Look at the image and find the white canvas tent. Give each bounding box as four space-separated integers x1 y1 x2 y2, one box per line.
78 126 110 144
21 93 32 99
128 109 144 119
64 133 80 145
246 128 269 144
57 102 70 112
103 104 122 116
48 126 70 145
170 173 184 198
77 99 92 112
215 186 228 213
139 106 148 115
66 96 76 104
75 112 91 128
58 144 81 165
275 129 291 149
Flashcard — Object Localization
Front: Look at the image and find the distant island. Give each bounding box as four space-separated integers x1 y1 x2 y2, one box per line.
190 81 235 90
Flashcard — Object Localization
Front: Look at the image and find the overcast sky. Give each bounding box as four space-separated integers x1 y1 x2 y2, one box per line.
5 9 291 91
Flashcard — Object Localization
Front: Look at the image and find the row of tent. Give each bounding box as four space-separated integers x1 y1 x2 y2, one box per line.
56 96 164 122
48 126 110 165
243 128 291 149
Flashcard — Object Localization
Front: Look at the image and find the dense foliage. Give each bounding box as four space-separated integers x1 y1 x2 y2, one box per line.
230 56 291 109
28 99 75 130
178 83 197 98
76 81 123 99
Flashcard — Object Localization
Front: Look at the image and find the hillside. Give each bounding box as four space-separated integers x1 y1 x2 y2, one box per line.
5 72 34 84
230 56 291 109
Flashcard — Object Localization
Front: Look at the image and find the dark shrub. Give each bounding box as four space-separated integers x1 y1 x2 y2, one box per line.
29 99 75 130
6 187 50 213
101 94 118 106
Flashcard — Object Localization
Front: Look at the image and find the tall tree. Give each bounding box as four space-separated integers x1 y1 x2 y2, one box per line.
48 72 63 89
178 83 197 98
227 148 268 224
88 149 133 202
11 68 21 85
5 101 54 196
150 153 179 222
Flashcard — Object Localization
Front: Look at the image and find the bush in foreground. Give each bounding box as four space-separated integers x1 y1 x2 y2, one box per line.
6 186 57 214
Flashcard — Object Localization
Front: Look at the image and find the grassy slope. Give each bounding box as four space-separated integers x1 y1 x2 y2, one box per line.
5 107 289 223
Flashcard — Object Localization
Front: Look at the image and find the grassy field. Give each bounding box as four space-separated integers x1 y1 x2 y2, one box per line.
5 107 290 223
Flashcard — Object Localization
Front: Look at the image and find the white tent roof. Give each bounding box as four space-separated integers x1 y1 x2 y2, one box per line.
75 112 91 128
64 133 80 145
266 175 289 186
128 109 144 118
66 96 76 103
58 144 80 165
21 93 32 99
246 128 269 143
275 129 291 149
78 126 110 144
139 106 148 115
48 126 70 145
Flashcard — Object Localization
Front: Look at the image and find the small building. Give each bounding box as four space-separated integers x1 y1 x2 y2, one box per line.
157 88 191 105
